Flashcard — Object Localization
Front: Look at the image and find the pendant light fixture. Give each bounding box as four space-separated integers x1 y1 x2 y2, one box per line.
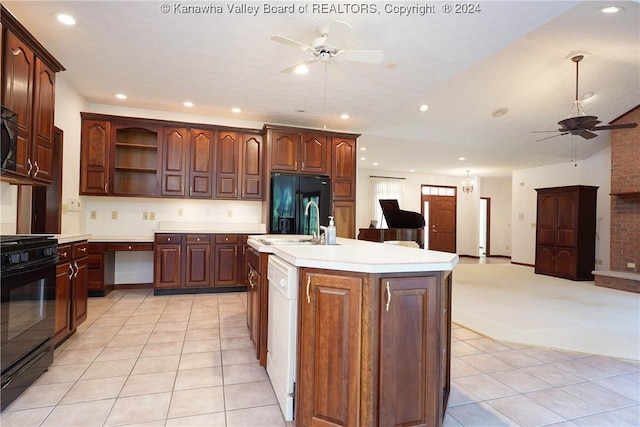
462 170 474 194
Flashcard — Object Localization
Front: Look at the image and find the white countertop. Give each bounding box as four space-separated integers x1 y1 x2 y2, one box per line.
248 235 458 274
55 234 92 244
88 236 154 243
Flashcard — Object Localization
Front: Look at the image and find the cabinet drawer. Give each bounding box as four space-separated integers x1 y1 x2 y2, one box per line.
215 234 239 244
87 253 103 269
57 244 72 263
106 243 154 251
155 234 182 244
187 234 211 244
72 242 89 258
88 243 104 254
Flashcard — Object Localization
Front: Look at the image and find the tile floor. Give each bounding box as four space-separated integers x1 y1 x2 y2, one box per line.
1 289 638 427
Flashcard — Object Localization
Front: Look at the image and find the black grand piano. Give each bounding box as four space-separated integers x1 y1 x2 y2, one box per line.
358 199 425 248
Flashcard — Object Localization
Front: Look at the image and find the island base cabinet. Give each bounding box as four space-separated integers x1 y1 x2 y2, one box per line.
297 271 362 427
296 269 451 427
379 276 440 427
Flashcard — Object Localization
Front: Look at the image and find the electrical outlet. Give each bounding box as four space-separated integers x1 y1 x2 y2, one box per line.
628 262 636 269
149 212 156 220
68 199 81 211
143 212 149 220
111 211 118 220
90 211 97 220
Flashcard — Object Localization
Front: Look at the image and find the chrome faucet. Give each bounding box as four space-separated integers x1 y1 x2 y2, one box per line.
304 200 321 241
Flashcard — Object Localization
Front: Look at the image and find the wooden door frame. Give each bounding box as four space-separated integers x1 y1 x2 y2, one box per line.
420 185 457 253
481 197 491 257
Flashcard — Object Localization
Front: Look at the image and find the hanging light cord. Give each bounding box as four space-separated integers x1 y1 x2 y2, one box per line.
323 64 328 129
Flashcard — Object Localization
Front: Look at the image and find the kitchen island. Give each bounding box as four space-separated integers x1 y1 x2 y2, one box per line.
248 236 458 427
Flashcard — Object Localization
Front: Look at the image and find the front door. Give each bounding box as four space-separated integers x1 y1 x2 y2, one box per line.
421 186 457 253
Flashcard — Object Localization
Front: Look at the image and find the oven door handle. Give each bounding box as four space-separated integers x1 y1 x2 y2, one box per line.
1 256 59 276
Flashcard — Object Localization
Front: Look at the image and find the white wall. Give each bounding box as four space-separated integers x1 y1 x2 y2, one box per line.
356 168 494 256
511 146 611 268
480 176 512 257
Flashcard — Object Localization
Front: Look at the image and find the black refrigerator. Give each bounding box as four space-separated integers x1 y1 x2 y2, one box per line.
270 173 331 234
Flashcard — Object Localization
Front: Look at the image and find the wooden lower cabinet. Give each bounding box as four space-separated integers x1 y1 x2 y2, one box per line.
54 241 88 346
296 269 451 427
246 246 269 366
153 233 247 292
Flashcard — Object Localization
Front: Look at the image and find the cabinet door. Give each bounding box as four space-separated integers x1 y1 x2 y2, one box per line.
54 262 72 346
297 271 362 427
161 127 188 197
112 122 160 196
331 137 356 200
536 192 556 246
333 201 355 239
189 128 215 198
240 133 263 199
185 236 211 288
556 190 577 246
80 120 111 194
3 30 35 178
300 133 329 174
379 276 440 427
247 265 260 353
216 131 239 198
31 57 56 183
154 244 182 288
214 244 238 285
555 247 577 279
72 256 88 326
535 245 556 276
270 130 299 172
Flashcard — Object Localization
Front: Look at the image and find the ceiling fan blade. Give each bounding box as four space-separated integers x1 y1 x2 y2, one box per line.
575 129 598 139
558 115 599 131
535 132 568 142
531 130 563 133
271 35 311 51
340 49 384 64
324 20 352 47
280 59 315 74
591 122 638 131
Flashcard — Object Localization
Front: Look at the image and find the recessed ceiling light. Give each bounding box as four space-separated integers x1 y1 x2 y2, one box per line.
581 91 595 101
360 147 366 151
55 12 76 26
294 64 309 75
409 169 416 173
491 107 509 118
360 157 366 161
114 93 127 100
231 107 242 113
458 157 466 161
183 101 194 107
419 104 429 112
600 6 623 13
340 113 349 120
373 162 379 166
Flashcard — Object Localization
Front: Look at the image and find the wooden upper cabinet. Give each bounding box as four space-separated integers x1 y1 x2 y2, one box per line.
2 30 34 179
80 119 111 195
189 128 215 198
112 121 160 196
300 133 329 174
270 130 299 172
161 127 188 197
332 137 357 200
240 133 263 199
216 131 239 198
31 58 56 183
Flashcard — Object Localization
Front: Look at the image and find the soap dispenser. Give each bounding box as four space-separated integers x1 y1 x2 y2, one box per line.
327 216 337 245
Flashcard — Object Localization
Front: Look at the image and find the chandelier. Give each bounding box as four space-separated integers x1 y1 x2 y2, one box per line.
462 170 474 194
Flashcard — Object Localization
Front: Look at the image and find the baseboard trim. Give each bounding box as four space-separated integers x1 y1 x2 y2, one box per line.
511 261 534 268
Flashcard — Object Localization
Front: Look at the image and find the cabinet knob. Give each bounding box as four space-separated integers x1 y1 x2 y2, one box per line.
167 237 171 242
80 247 87 252
306 276 311 304
197 238 200 242
225 237 229 242
27 159 33 175
128 245 132 250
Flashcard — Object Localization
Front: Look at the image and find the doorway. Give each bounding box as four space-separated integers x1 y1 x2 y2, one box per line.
421 185 456 253
479 197 491 257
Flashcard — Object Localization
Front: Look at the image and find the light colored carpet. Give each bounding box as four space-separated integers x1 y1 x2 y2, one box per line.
452 262 640 360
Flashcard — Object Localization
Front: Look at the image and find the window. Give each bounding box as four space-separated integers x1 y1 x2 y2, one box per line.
369 176 404 228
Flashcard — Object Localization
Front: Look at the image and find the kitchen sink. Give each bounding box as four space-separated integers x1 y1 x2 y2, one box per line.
258 237 320 245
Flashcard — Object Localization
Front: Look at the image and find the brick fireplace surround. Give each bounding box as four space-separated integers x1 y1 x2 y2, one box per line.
594 105 640 293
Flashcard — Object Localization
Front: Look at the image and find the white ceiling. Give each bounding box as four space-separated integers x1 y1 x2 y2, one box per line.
4 1 639 177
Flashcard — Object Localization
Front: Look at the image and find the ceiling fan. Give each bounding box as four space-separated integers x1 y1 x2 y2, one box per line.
533 55 637 142
271 20 383 79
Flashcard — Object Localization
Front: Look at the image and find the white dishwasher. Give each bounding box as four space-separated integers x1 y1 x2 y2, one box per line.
266 255 298 421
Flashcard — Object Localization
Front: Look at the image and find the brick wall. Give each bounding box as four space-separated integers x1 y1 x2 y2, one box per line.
609 105 640 274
